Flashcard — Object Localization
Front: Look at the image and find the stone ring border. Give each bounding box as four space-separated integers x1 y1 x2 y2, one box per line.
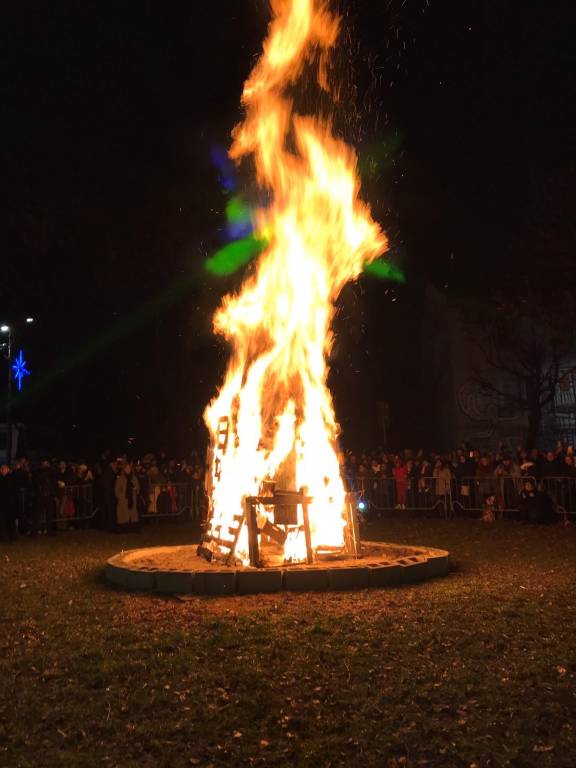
106 542 450 595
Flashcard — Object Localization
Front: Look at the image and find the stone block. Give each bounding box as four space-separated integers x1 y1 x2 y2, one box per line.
120 568 156 591
105 563 127 588
195 570 236 596
327 566 369 590
283 568 329 591
236 569 282 594
368 563 403 587
399 558 429 584
155 570 195 594
426 552 451 577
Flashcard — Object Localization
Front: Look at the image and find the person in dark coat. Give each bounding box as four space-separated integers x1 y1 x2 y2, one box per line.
520 480 556 525
101 459 119 530
34 460 57 535
55 460 77 487
455 454 474 510
11 459 32 535
0 464 18 540
542 450 562 478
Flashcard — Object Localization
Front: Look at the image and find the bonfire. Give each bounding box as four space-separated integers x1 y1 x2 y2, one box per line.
200 0 388 567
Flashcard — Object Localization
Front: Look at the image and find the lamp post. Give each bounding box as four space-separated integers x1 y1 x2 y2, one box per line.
2 318 34 461
1 325 13 461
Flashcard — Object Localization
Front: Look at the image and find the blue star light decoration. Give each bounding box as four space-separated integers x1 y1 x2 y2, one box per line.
12 349 30 391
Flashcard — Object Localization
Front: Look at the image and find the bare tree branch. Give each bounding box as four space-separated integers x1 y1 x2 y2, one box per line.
459 289 576 445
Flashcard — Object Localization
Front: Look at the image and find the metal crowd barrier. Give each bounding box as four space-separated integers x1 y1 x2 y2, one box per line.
14 474 573 530
347 474 562 521
54 484 96 523
18 483 96 529
140 482 200 520
348 476 452 518
16 481 204 530
451 475 532 519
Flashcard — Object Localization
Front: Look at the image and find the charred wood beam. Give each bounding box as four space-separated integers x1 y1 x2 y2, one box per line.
196 545 214 562
261 519 288 545
299 486 314 565
245 497 261 567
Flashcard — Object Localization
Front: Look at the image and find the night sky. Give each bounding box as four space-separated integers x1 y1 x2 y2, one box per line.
2 1 573 456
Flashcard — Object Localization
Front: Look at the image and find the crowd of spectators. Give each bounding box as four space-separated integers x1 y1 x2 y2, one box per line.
343 442 575 523
343 442 576 483
1 442 573 540
0 450 205 540
344 443 576 523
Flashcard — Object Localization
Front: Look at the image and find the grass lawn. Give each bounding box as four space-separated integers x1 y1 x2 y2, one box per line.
0 518 575 768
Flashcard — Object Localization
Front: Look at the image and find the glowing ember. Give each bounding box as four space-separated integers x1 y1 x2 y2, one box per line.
202 0 388 565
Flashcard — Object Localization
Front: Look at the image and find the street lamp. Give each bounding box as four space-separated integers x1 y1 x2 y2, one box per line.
2 318 34 461
1 325 13 461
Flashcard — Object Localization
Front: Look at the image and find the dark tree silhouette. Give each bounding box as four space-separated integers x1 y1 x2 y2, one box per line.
461 289 575 448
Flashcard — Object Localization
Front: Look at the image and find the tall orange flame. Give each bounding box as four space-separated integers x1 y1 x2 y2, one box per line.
204 0 387 564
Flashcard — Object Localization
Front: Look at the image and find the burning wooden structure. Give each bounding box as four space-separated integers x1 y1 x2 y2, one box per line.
199 476 361 567
200 0 388 568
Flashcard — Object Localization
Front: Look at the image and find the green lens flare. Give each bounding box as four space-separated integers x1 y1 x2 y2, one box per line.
363 259 405 283
225 196 251 226
205 235 268 277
